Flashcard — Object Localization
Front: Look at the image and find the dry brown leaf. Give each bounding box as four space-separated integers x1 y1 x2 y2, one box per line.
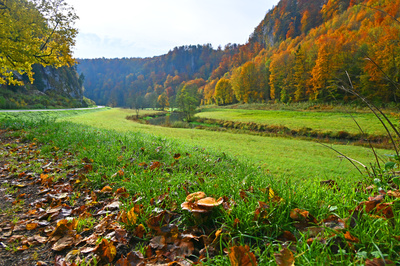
228 245 257 266
233 218 240 229
135 224 146 238
34 235 47 244
115 251 145 266
274 248 295 266
365 258 395 265
97 238 117 263
344 231 359 243
278 231 297 242
387 190 400 198
149 235 166 250
52 235 75 251
290 208 309 220
114 187 129 198
376 203 394 219
323 215 346 231
150 161 161 170
50 219 76 237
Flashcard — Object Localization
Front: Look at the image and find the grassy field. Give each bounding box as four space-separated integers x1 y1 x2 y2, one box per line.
1 108 399 264
196 108 397 136
64 108 391 183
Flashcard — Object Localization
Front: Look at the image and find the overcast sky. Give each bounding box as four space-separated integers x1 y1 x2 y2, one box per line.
65 0 279 59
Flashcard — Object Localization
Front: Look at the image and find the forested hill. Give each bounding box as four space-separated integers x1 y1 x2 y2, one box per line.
78 0 400 108
77 44 239 107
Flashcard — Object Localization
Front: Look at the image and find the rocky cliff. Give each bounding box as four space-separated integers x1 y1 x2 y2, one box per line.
0 64 87 109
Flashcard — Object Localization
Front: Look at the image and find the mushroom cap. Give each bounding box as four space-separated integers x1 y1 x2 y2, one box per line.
181 201 210 213
185 191 206 203
197 197 224 207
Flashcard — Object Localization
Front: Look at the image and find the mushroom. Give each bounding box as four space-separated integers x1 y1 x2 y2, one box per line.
181 201 210 213
197 197 224 208
181 193 224 213
185 191 206 202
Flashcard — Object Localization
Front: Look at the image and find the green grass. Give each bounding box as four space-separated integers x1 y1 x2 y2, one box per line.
196 108 397 136
63 108 391 183
1 109 400 264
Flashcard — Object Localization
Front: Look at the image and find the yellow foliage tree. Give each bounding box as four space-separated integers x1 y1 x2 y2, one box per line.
214 78 234 105
157 93 169 110
0 0 78 85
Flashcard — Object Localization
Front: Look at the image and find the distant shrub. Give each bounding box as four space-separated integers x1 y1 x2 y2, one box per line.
171 121 190 128
32 104 46 109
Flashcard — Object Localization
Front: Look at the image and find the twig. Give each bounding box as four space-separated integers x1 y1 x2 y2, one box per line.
341 85 399 157
317 141 366 176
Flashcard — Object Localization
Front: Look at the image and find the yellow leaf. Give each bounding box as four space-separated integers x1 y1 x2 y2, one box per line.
269 187 275 200
101 186 112 193
98 239 117 262
127 208 137 225
26 223 38 230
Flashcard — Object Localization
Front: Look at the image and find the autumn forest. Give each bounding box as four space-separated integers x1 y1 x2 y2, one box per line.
78 0 400 109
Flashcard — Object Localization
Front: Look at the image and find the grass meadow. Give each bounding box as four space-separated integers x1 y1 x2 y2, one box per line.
1 108 399 264
196 108 397 136
64 108 390 183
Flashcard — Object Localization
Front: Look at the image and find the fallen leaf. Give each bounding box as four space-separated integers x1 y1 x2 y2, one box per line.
278 231 297 242
52 235 75 251
290 208 309 220
228 245 257 266
127 207 137 225
150 161 161 170
101 186 113 193
115 251 145 266
274 248 295 266
149 235 166 250
114 187 129 198
254 201 269 222
365 258 395 265
233 218 240 229
34 235 47 244
17 245 29 251
135 224 146 238
323 215 346 231
376 203 394 219
105 201 121 210
344 231 359 243
97 238 117 263
387 190 400 198
26 223 38 230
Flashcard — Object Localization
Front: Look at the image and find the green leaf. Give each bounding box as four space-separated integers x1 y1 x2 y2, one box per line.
385 162 396 170
392 177 400 187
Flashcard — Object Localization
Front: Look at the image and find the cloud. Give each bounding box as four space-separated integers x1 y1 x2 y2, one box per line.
67 0 278 58
74 33 174 59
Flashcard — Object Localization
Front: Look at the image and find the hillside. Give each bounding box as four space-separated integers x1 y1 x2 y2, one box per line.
77 44 239 107
0 65 87 109
77 0 400 108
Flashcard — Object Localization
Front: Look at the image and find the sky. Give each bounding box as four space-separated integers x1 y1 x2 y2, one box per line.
65 0 279 59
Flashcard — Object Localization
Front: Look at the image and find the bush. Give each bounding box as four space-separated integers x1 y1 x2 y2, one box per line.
171 121 190 128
